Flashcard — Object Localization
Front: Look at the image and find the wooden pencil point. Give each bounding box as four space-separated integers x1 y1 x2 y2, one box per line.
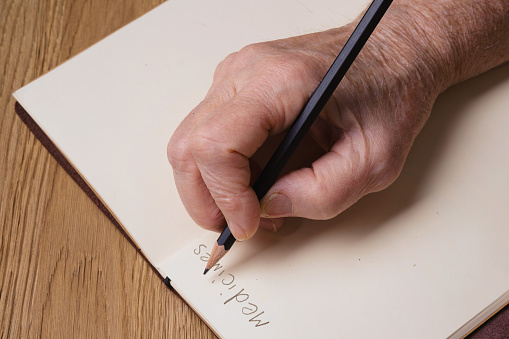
204 242 229 273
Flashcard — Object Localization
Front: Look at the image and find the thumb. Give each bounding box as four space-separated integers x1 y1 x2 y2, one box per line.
259 141 374 220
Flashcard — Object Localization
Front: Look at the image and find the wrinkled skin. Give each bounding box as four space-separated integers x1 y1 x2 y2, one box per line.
167 1 509 240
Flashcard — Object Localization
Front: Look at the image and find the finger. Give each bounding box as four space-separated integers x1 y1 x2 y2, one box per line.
189 95 268 240
259 133 372 220
168 130 225 231
167 97 232 231
190 89 303 240
171 165 225 231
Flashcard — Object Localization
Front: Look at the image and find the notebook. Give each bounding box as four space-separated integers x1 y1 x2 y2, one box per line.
13 0 509 337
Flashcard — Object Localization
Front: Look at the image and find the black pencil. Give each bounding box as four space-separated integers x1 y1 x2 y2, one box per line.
205 0 393 274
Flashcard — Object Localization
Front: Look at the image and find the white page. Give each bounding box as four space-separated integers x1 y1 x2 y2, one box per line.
13 0 368 267
160 67 509 338
160 68 509 338
13 0 509 337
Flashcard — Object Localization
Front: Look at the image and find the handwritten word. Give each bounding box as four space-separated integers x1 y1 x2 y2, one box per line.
194 244 270 327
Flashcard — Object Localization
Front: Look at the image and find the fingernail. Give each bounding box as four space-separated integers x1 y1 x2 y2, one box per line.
259 218 278 233
261 193 293 218
226 219 248 241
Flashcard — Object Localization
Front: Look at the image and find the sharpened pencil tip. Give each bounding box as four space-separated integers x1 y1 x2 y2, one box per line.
203 242 228 275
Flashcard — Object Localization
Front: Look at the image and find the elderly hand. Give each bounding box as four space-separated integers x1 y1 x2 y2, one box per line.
167 0 509 240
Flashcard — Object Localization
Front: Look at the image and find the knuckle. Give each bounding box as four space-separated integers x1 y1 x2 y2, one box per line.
167 133 191 170
286 57 310 79
217 43 265 75
213 185 258 220
215 192 244 213
238 43 263 59
191 124 224 161
223 51 239 65
280 55 324 87
193 206 224 230
307 162 369 220
235 43 274 71
314 185 344 220
369 147 405 191
214 52 238 80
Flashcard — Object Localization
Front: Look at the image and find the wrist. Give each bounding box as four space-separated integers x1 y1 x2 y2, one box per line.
384 0 509 90
364 4 454 98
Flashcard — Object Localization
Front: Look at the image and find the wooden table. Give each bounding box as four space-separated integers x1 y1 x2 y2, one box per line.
0 0 216 337
3 1 509 338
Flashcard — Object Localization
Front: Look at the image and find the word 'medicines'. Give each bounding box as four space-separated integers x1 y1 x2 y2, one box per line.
194 244 270 327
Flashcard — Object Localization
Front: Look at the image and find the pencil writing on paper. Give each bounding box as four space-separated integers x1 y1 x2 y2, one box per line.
194 244 270 327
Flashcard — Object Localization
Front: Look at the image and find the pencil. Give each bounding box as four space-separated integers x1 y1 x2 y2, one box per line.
204 0 393 274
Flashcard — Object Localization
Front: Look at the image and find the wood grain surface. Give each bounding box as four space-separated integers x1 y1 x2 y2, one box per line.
0 0 216 337
2 1 509 338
